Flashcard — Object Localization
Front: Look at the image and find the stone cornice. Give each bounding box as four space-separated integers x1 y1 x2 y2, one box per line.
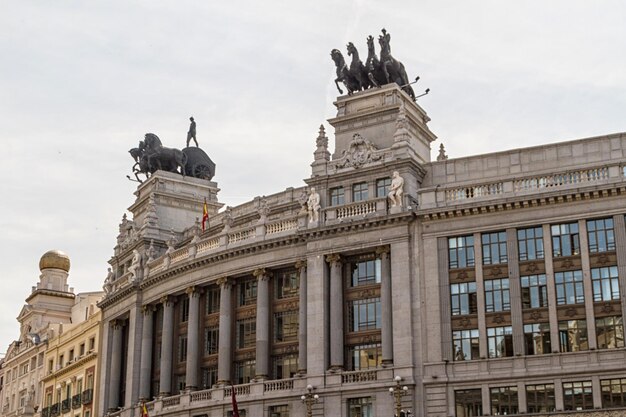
25 289 75 303
41 351 97 382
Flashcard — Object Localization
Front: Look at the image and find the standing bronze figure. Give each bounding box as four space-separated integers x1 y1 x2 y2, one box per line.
378 29 415 100
186 117 198 147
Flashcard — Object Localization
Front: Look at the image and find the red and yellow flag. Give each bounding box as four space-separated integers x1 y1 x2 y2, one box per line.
141 402 149 417
231 385 240 417
202 198 209 231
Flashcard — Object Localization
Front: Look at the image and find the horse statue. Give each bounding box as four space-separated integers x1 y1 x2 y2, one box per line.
331 48 360 95
346 42 370 91
129 133 187 182
365 35 387 88
378 28 415 100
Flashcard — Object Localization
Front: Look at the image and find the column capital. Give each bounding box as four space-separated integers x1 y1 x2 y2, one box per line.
185 286 203 297
141 304 156 315
160 295 175 306
216 277 232 289
110 319 124 330
253 268 272 281
295 260 307 271
325 253 341 265
376 245 390 257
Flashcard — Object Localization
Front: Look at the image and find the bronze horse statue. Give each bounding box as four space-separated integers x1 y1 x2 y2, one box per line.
346 42 371 91
129 133 187 182
378 28 415 100
366 35 387 88
331 48 360 95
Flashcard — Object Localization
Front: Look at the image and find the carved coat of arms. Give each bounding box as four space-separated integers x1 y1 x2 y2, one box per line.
337 133 382 168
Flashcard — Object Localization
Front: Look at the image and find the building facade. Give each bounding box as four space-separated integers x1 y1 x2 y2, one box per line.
97 83 626 417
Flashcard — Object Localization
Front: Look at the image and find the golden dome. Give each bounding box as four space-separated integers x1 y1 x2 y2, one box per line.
39 250 71 272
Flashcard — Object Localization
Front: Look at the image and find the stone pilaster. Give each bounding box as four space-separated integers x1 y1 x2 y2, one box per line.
438 238 453 362
543 224 560 353
327 254 344 370
377 246 393 365
254 268 271 379
579 220 597 349
217 277 233 385
185 286 202 390
474 233 487 359
108 320 124 411
507 228 525 356
295 260 307 374
612 214 626 321
139 305 155 401
159 296 175 396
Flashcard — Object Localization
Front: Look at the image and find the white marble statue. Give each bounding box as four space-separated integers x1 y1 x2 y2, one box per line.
103 267 114 294
307 187 321 223
388 171 405 208
128 249 142 282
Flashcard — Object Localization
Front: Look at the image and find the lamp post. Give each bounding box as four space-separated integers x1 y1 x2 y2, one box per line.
301 384 319 417
389 375 409 417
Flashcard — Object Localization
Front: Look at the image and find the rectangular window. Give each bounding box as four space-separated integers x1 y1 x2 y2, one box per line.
376 178 391 198
592 266 620 302
350 259 381 287
269 404 289 417
563 381 593 410
347 397 373 417
482 231 508 265
559 319 589 352
236 318 256 349
176 374 185 393
451 282 478 315
587 218 615 253
518 227 544 261
275 269 299 299
448 236 475 269
521 274 548 309
490 386 518 416
205 286 220 314
204 326 219 355
274 310 299 342
69 349 74 362
601 378 626 408
551 222 580 257
330 186 345 206
200 367 217 389
453 329 479 361
555 270 585 305
234 360 255 384
349 298 381 331
180 297 189 322
455 389 483 417
487 326 513 358
238 279 257 306
526 384 555 413
347 343 382 370
484 278 510 312
79 343 85 356
89 337 95 351
352 182 369 202
524 323 551 355
178 335 188 362
596 316 625 349
272 354 298 379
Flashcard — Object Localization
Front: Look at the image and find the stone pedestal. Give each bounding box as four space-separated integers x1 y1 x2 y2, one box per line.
327 83 437 164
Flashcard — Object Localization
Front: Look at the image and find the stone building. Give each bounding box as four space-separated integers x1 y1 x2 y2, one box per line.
0 251 102 417
40 293 102 417
96 83 626 417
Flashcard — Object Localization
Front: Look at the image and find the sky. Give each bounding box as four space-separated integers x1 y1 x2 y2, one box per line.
1 1 625 351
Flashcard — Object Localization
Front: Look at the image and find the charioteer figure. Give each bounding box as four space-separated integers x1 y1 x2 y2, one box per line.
187 116 198 147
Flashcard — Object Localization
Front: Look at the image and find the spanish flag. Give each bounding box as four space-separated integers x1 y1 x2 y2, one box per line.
202 198 209 231
231 385 240 417
141 402 149 417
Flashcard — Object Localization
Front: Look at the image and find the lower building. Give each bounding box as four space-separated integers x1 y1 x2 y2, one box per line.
96 83 626 417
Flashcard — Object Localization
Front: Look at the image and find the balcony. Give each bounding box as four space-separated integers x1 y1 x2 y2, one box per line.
41 407 50 417
49 403 59 417
61 399 71 413
71 393 82 409
81 389 93 405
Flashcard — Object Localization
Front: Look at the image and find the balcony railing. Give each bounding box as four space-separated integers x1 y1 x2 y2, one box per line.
81 389 93 405
41 407 51 417
50 403 60 417
72 393 82 409
61 398 71 413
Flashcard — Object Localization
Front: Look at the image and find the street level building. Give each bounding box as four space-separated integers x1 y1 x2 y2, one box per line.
97 83 626 417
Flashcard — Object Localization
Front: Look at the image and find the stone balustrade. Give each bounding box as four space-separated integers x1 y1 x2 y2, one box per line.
341 369 378 384
228 228 256 244
263 379 294 392
169 247 189 264
445 182 504 202
513 167 609 192
266 219 298 235
196 237 219 255
190 389 212 402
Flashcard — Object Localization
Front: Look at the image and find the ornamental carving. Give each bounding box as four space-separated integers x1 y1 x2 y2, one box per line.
459 318 471 328
457 271 469 281
490 266 503 277
601 303 614 314
492 314 505 324
530 311 543 321
565 307 577 317
561 259 575 269
358 289 376 299
525 262 538 273
598 253 610 265
336 134 382 168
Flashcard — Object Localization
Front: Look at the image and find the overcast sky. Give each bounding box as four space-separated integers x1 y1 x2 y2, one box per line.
1 1 625 351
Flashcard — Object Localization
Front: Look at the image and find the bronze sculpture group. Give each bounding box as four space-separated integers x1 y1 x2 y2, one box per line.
331 28 415 100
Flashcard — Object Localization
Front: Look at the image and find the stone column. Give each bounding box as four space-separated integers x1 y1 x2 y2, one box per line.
506 228 525 355
185 286 202 391
377 246 393 365
327 254 344 370
438 237 453 362
108 320 123 411
296 260 307 374
474 234 488 359
217 277 233 385
543 225 560 353
139 305 155 401
579 220 597 349
254 268 271 379
159 296 175 396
